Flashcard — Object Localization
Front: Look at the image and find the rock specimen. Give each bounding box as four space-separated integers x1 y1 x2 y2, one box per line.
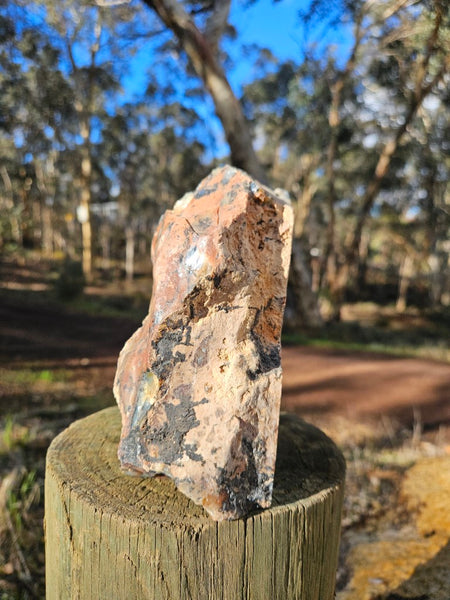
113 165 293 520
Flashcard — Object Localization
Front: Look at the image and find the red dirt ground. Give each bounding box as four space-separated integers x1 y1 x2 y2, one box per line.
281 345 450 435
1 286 448 440
1 267 449 599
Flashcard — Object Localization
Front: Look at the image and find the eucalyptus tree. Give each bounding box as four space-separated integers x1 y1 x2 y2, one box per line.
0 3 75 251
392 85 450 309
309 0 450 316
101 99 209 280
96 0 322 327
36 0 150 280
139 0 267 183
243 0 449 318
1 0 154 277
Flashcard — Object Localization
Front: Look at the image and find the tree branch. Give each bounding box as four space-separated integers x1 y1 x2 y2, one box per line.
141 0 267 182
204 0 231 50
347 52 449 266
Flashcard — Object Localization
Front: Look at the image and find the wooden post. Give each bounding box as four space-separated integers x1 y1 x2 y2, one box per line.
45 407 345 600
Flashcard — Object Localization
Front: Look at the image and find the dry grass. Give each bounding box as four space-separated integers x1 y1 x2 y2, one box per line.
0 257 448 598
0 380 448 599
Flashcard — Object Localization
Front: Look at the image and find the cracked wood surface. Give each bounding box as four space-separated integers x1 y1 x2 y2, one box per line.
45 406 345 600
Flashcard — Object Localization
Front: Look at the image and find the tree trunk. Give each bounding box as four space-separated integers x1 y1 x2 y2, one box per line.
79 130 93 282
34 159 54 255
142 0 267 184
67 16 102 282
45 407 345 600
396 253 413 312
79 199 93 281
428 252 448 308
125 224 135 282
285 238 323 330
99 223 111 267
0 165 21 246
356 229 371 294
41 203 54 254
292 165 317 239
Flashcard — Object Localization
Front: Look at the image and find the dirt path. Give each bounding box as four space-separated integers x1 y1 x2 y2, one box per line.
281 346 450 436
1 281 450 599
1 287 449 436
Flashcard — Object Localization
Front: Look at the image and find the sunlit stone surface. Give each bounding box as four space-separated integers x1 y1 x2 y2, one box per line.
113 166 293 520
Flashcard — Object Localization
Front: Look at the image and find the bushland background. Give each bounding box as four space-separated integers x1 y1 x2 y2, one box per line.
0 1 449 598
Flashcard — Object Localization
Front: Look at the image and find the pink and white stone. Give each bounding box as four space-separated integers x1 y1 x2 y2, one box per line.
113 166 293 520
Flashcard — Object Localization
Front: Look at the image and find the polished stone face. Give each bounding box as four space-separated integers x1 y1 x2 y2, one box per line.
114 165 293 520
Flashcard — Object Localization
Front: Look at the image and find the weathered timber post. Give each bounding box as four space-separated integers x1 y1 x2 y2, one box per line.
45 407 345 600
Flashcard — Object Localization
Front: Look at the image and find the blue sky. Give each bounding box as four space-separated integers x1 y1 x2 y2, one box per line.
229 0 308 89
230 0 353 90
122 1 309 100
119 0 353 159
122 0 352 100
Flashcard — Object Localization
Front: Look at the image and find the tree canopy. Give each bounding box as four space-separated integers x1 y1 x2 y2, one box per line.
1 0 449 317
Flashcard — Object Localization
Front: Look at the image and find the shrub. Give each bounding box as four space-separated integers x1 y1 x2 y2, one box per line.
54 258 85 300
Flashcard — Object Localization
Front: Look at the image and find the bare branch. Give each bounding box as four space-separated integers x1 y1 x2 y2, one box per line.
347 54 449 266
204 0 231 49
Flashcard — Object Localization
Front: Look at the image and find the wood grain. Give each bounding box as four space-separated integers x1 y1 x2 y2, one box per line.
45 407 345 599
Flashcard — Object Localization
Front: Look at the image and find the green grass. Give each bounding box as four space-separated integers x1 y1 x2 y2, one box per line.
1 414 16 451
0 368 69 386
0 415 31 453
64 292 147 321
283 319 450 362
6 470 39 533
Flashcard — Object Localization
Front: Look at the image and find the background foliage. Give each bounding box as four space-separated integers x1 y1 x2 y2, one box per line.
1 0 448 320
0 2 449 598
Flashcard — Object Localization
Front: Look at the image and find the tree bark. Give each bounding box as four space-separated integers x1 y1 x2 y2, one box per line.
428 252 448 308
291 155 318 239
125 223 135 281
0 165 21 246
79 144 93 282
396 252 413 312
45 407 345 600
34 159 54 254
286 238 323 330
66 15 103 282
